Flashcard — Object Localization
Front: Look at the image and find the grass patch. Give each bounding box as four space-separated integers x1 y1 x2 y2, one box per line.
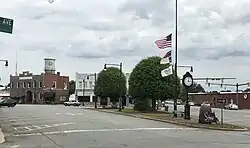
109 108 246 130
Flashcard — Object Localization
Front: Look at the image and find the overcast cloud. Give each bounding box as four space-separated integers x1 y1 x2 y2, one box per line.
0 0 250 91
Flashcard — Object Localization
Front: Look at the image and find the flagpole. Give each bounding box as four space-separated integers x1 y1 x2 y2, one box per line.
173 0 178 117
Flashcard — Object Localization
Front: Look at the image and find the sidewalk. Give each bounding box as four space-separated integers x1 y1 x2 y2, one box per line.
0 128 5 144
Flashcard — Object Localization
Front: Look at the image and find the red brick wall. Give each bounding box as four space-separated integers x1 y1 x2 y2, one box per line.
189 93 250 109
43 73 69 89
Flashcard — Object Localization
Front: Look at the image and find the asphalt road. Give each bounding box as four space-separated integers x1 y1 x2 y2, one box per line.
1 105 250 148
167 105 250 127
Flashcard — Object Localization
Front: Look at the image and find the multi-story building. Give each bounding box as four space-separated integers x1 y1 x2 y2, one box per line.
9 58 69 104
75 72 97 103
75 72 131 105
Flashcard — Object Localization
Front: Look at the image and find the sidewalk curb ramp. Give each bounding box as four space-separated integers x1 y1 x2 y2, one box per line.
87 108 249 132
0 128 5 144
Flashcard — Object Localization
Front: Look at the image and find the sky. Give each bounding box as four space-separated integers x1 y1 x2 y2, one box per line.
0 0 250 91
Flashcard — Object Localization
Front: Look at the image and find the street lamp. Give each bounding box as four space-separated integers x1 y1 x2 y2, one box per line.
86 73 97 108
103 62 123 111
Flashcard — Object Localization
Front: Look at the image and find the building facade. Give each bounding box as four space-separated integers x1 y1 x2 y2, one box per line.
75 72 97 103
189 92 250 109
9 58 69 104
75 72 131 106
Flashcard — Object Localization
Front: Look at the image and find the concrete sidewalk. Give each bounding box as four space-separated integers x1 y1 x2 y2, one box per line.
0 128 5 144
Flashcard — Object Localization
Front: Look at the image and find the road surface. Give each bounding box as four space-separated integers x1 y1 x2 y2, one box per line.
1 104 250 148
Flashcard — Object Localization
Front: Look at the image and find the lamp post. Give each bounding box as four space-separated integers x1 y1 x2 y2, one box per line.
0 59 8 67
104 62 123 112
86 73 97 108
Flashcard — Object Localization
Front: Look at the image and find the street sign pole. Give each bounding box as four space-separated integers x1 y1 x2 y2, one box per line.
217 98 226 128
221 103 223 128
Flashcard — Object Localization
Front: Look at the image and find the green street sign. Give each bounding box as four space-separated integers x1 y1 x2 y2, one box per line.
0 17 14 34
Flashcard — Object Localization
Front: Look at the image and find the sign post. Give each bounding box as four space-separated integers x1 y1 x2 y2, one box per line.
0 17 14 34
217 98 226 127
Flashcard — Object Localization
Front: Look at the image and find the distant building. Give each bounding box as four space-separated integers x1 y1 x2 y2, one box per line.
9 58 69 104
75 72 97 103
189 91 250 109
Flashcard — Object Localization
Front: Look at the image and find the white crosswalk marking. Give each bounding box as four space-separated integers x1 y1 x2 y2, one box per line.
13 122 75 132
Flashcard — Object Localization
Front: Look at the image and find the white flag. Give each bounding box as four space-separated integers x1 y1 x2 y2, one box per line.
161 66 173 77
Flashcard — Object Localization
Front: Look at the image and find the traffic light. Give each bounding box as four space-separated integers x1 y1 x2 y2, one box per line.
190 66 193 72
5 60 8 67
104 64 107 70
208 83 210 87
87 76 89 79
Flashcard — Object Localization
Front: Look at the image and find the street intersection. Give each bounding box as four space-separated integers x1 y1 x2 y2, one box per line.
0 105 250 148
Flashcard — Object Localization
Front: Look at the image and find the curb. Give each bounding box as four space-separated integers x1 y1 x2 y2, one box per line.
87 108 249 132
0 128 5 144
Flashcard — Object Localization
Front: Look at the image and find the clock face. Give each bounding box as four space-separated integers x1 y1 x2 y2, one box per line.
184 77 193 87
49 62 53 66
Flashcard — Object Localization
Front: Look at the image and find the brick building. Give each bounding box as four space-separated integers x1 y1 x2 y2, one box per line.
9 58 69 104
189 92 250 109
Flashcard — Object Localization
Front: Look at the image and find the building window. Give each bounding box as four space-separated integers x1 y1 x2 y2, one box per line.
23 82 26 88
33 81 36 88
89 81 93 88
84 82 87 88
10 82 13 88
39 81 42 88
79 81 82 88
17 82 20 88
52 81 56 88
27 82 31 88
64 83 67 89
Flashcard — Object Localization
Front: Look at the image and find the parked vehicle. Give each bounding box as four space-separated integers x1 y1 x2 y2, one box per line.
224 103 238 110
64 100 81 106
189 101 195 106
0 98 16 107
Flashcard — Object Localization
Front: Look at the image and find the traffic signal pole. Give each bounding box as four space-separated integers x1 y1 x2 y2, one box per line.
0 59 8 67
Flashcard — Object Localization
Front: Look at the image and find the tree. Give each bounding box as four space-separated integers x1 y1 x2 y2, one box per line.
244 88 250 92
94 67 127 103
69 80 75 95
180 82 205 102
128 56 180 111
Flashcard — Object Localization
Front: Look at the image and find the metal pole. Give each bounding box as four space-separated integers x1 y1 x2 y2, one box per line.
82 79 85 106
119 63 122 111
94 73 97 108
221 104 223 128
236 83 239 108
173 0 178 117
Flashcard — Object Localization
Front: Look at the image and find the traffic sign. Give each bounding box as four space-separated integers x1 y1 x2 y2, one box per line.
0 17 14 34
217 99 226 104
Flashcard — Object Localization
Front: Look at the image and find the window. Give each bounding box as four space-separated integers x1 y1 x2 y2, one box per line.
17 82 19 88
84 82 87 88
10 82 13 88
27 82 31 88
23 82 26 88
33 81 36 88
78 81 82 88
52 81 56 88
39 81 42 88
89 81 93 88
64 83 67 89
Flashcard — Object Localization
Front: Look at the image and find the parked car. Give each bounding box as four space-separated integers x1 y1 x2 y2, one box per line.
64 100 81 106
0 98 16 107
224 103 238 110
189 101 195 106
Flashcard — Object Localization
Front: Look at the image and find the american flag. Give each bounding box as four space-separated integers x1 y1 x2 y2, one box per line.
155 33 172 49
